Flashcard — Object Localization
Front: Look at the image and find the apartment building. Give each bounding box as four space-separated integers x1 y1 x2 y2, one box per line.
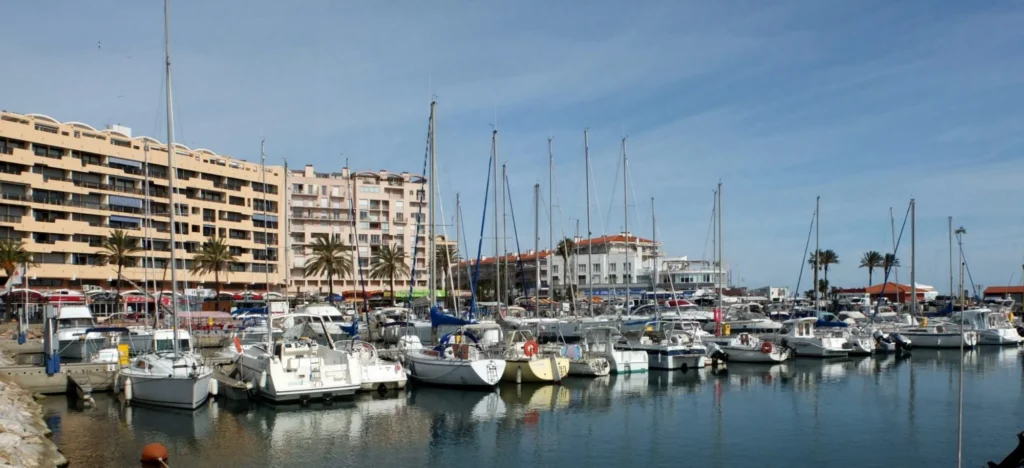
286 164 429 295
0 111 286 292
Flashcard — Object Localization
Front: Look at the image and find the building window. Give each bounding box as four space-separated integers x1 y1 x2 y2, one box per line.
609 263 616 272
34 124 58 134
552 265 559 274
32 144 63 159
593 263 601 273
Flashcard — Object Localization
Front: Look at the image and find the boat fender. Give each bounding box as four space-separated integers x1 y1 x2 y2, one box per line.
259 371 268 389
123 377 133 402
516 366 522 384
209 378 219 397
760 341 773 354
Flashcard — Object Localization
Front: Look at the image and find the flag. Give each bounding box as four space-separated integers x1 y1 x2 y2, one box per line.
4 264 25 293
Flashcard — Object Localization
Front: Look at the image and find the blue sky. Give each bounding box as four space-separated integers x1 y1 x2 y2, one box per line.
3 0 1024 294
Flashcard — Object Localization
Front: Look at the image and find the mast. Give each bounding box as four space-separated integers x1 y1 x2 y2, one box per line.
814 196 820 305
622 137 630 313
428 101 437 306
584 129 593 316
142 143 153 322
501 163 508 304
717 181 723 335
455 192 461 305
283 158 290 299
260 140 270 296
910 199 916 314
891 207 899 296
948 216 954 300
547 138 554 314
651 197 657 293
491 130 500 306
534 183 540 310
163 0 181 354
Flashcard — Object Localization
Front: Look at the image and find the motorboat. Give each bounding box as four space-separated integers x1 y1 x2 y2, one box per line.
941 309 1022 346
344 340 407 392
624 320 708 370
777 317 849 358
581 326 648 374
117 329 214 410
401 327 507 388
294 302 358 339
236 313 363 403
704 332 790 363
51 304 106 360
898 322 979 348
702 303 783 335
560 343 611 377
497 327 570 383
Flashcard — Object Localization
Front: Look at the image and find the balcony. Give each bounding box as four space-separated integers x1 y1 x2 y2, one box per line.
213 182 242 191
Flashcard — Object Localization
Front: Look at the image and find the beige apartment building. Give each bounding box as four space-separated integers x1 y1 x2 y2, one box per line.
0 111 286 293
287 164 431 296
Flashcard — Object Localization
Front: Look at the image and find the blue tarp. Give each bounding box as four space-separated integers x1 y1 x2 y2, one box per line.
815 320 848 328
340 319 359 336
430 306 475 328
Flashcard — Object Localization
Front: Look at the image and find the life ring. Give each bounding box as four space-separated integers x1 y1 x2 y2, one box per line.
740 334 749 345
523 340 539 357
760 341 773 354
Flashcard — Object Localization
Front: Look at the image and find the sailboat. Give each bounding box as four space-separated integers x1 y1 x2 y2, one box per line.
401 102 507 388
116 0 213 410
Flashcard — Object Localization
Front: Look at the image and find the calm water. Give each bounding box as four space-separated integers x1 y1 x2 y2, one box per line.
43 348 1023 467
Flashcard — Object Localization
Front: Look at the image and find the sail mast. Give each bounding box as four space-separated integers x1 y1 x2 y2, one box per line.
164 0 180 354
547 138 554 315
584 129 593 316
717 182 723 335
814 196 820 305
910 198 916 314
428 101 437 306
652 197 657 294
260 140 270 297
534 183 540 311
622 137 630 313
491 130 500 307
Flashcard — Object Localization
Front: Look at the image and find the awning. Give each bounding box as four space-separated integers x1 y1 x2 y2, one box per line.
252 213 278 222
109 215 141 224
109 195 143 208
107 156 142 169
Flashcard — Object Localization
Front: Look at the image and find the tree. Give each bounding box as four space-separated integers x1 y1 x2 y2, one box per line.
370 243 409 305
434 244 460 307
303 235 353 304
882 254 900 277
818 279 830 299
0 239 32 277
556 238 577 311
819 249 839 283
97 230 140 306
191 236 237 299
859 251 883 285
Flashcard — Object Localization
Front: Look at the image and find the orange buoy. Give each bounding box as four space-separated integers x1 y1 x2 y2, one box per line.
760 341 773 354
140 443 169 465
523 340 539 357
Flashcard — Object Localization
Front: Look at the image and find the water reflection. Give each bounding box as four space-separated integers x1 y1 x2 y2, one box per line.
40 347 1024 467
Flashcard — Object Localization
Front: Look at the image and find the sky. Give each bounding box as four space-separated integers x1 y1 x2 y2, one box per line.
3 0 1024 295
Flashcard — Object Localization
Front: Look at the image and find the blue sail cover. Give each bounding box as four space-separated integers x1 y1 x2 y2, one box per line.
430 306 475 328
815 320 848 328
231 306 268 316
340 319 359 336
924 302 954 317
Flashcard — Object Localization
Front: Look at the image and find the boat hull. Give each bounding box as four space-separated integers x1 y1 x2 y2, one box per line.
502 357 570 383
900 331 977 348
640 349 706 370
359 362 408 391
978 329 1023 346
405 352 506 388
607 350 650 373
721 346 789 363
119 370 213 410
785 341 849 358
568 358 611 377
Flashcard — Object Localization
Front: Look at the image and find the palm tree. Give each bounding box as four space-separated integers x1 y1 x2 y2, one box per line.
0 238 32 277
859 251 883 285
819 249 839 283
556 238 576 310
435 244 459 307
303 235 353 304
97 230 141 305
370 243 409 305
191 236 237 299
882 254 900 278
818 279 829 299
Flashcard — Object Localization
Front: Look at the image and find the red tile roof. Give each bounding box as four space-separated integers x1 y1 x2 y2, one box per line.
864 282 914 294
575 234 654 246
984 286 1024 295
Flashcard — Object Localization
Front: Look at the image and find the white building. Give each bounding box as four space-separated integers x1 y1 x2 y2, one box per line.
750 286 791 302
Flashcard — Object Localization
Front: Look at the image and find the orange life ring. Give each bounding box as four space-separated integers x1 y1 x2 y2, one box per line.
523 340 539 357
760 341 773 354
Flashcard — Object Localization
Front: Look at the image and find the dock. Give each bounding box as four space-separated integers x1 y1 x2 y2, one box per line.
0 362 117 394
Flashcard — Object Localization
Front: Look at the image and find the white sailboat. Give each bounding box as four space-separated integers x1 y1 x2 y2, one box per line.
625 320 708 369
778 317 849 358
942 309 1022 345
705 332 790 363
117 0 212 410
344 340 407 391
581 326 648 373
52 303 105 359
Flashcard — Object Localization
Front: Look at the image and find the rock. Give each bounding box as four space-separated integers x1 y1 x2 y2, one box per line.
31 394 45 401
0 350 67 467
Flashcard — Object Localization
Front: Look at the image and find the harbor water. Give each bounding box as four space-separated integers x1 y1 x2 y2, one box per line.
43 348 1023 467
